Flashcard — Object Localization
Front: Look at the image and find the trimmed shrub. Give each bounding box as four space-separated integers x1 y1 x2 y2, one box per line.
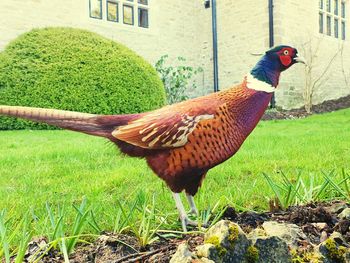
0 27 166 130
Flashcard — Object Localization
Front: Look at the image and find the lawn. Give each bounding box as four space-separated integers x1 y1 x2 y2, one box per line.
0 109 350 242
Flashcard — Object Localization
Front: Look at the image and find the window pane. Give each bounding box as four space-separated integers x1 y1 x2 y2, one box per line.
334 18 339 37
326 0 331 12
334 0 339 14
107 1 118 22
138 8 149 28
123 5 134 25
138 0 148 5
342 21 346 39
320 0 324 9
90 0 102 19
319 13 324 33
327 15 331 35
341 1 346 18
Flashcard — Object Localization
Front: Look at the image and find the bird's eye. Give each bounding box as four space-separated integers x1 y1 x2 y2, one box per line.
283 50 289 55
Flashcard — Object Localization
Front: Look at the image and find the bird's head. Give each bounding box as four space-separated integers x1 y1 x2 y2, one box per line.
250 45 306 87
265 45 306 70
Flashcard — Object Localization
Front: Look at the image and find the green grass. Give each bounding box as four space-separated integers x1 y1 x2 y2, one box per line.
0 109 350 249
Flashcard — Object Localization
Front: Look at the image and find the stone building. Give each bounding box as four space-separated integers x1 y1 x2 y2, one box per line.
0 0 349 109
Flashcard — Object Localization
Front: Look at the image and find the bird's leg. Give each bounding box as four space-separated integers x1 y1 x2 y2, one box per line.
185 193 199 216
172 192 198 232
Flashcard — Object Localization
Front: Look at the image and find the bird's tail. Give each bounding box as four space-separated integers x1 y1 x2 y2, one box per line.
0 105 136 138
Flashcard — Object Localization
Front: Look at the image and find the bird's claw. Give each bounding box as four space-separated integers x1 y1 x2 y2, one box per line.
187 208 199 216
180 216 198 232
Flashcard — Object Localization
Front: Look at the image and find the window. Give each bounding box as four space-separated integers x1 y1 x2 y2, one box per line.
319 12 324 33
335 18 339 37
107 1 118 22
123 4 134 25
138 8 148 27
341 1 346 18
327 15 332 35
89 0 102 19
89 0 149 28
319 0 346 39
334 0 339 15
327 0 331 12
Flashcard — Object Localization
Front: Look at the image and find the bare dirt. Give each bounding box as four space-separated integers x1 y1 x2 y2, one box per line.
262 94 350 120
24 201 350 263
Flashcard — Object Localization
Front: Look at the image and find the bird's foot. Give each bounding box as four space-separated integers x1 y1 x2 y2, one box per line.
187 207 199 216
180 215 198 232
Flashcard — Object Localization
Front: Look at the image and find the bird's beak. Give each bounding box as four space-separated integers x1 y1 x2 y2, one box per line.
294 54 306 64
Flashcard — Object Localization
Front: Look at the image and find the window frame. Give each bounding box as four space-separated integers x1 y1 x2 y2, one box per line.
89 0 103 19
107 0 119 22
334 17 339 37
123 4 134 25
319 0 346 40
138 7 149 28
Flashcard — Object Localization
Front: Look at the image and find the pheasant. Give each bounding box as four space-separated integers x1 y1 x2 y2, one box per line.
0 45 305 231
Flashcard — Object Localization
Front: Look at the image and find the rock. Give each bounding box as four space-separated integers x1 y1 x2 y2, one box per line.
192 258 216 263
170 243 195 263
311 222 328 231
335 219 350 235
247 227 266 243
317 237 350 263
254 236 291 263
25 236 48 262
195 244 220 262
339 208 350 220
327 201 348 214
262 221 307 248
204 220 251 263
329 232 348 247
320 231 328 243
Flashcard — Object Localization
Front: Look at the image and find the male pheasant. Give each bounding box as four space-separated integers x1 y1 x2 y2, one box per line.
0 45 305 231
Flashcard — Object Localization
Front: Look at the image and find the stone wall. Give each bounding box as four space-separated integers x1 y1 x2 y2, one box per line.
0 0 349 109
274 0 350 109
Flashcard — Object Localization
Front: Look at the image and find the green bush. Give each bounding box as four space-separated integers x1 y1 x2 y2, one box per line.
0 27 166 130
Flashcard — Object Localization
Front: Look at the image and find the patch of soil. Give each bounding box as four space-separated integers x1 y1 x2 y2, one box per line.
262 94 350 120
24 201 349 262
223 200 349 245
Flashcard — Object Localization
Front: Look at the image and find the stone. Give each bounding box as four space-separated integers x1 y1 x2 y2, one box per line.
317 237 350 263
339 208 350 220
329 231 347 246
192 258 216 263
327 202 348 214
311 222 328 231
195 244 220 262
254 236 292 263
247 227 267 243
170 243 195 263
262 221 307 248
204 220 251 263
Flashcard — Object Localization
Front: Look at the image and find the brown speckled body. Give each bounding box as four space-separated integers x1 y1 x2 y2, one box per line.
141 82 273 195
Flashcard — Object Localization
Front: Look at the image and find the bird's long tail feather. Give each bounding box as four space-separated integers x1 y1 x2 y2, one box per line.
0 105 134 138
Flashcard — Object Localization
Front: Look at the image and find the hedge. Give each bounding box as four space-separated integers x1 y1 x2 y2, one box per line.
0 27 166 130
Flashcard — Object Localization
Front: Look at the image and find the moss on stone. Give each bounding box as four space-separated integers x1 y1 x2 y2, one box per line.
228 224 239 247
245 245 259 263
324 238 347 262
204 235 227 258
290 249 321 263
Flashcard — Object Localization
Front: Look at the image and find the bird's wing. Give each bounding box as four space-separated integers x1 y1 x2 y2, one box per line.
112 97 222 149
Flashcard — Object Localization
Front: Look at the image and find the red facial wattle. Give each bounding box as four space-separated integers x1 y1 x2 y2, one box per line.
280 55 292 66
